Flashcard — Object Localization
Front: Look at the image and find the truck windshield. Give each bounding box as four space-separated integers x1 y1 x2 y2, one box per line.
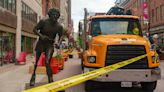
91 18 142 36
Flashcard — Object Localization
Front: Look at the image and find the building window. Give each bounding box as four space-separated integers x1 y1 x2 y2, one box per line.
152 9 154 23
0 0 4 7
0 0 16 14
134 2 137 9
137 0 139 9
0 32 15 64
156 7 160 22
160 5 164 20
138 0 141 8
4 0 8 9
8 0 12 11
12 0 16 13
158 33 164 49
22 2 37 23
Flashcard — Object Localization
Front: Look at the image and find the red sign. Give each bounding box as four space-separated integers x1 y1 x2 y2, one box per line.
143 2 149 21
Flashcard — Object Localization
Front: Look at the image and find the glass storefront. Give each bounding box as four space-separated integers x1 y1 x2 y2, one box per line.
0 32 15 66
21 36 35 54
26 37 33 54
21 36 25 52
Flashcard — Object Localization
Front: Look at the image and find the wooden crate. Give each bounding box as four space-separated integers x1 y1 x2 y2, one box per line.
29 66 46 74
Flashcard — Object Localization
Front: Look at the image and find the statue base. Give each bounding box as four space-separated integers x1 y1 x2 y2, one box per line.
25 82 65 92
29 66 46 74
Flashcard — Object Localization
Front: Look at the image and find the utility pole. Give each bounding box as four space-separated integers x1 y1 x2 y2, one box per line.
83 8 87 51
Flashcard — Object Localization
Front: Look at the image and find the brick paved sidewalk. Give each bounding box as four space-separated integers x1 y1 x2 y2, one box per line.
0 54 45 92
0 54 35 74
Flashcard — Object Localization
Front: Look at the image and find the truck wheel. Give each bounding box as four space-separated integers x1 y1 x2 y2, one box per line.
85 80 93 91
141 81 157 91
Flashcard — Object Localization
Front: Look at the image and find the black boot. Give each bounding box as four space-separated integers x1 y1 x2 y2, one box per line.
48 76 54 83
30 74 36 86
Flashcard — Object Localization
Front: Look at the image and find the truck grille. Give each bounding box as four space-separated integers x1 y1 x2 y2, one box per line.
105 45 148 69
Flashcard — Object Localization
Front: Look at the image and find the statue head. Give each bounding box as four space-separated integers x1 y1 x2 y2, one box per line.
48 8 60 21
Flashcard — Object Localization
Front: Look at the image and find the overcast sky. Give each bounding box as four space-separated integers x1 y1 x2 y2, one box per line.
71 0 116 32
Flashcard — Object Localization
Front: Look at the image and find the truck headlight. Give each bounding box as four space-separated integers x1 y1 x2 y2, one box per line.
88 56 96 63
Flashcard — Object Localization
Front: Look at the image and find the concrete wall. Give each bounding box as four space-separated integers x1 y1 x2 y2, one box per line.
0 8 17 29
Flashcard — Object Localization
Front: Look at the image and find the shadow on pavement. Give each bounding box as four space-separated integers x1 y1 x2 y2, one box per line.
89 87 152 92
86 83 153 92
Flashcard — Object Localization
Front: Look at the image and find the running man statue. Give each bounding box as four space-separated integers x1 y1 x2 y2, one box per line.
30 8 63 86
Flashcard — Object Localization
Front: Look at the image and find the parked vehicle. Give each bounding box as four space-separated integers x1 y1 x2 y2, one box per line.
80 7 161 92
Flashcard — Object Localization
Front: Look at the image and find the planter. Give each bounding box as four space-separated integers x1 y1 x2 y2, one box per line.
51 58 58 66
16 52 26 64
51 65 59 74
61 53 68 62
58 59 64 70
53 58 64 70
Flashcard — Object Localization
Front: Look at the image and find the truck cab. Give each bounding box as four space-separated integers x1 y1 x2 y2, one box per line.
82 14 161 91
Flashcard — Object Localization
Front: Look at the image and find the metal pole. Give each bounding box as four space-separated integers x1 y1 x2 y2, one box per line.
83 8 87 51
0 33 2 66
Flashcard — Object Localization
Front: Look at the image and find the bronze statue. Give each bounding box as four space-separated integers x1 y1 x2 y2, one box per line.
30 8 63 86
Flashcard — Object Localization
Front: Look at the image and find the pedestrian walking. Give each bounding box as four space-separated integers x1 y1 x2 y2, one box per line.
151 34 162 57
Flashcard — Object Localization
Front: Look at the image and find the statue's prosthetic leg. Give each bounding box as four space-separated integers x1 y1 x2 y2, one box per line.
30 52 42 86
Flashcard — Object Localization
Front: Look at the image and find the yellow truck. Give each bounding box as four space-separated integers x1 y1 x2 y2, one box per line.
81 8 161 91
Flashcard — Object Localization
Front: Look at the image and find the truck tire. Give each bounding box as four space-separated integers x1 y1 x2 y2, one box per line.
141 81 157 91
85 80 93 91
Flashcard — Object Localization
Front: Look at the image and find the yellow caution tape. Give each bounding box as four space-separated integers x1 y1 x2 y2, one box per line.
66 52 81 54
23 54 147 92
154 53 159 63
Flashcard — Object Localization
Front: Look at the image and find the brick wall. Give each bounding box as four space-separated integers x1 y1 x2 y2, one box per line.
42 0 60 16
22 18 35 34
123 0 164 31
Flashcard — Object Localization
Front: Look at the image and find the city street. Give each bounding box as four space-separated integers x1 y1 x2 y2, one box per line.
0 54 163 92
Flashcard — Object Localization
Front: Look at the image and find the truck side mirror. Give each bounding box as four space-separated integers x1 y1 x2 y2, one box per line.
126 10 132 15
